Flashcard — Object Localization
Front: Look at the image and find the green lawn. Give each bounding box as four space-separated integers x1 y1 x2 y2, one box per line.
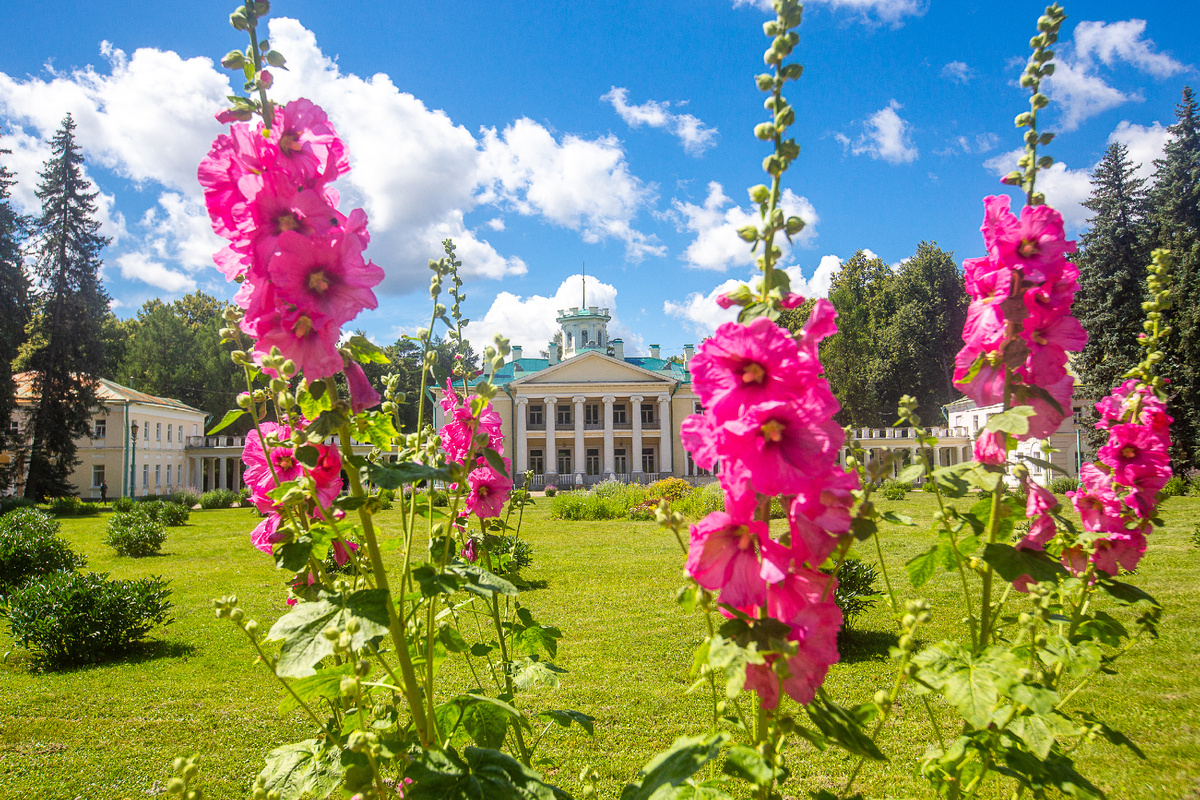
1 495 1198 799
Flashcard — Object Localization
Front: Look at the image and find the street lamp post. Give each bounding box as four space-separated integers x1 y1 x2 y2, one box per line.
129 422 139 498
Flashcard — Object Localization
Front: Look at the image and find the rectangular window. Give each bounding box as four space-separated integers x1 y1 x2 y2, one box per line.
972 414 979 431
155 465 161 487
144 425 150 441
585 448 600 475
193 423 198 435
7 420 17 435
614 448 627 474
557 449 572 474
612 404 627 424
584 404 600 424
1072 405 1084 424
178 425 184 444
156 423 162 441
641 447 656 474
143 464 149 488
94 419 106 439
528 405 543 425
556 405 572 425
167 425 172 442
694 402 704 414
529 449 544 475
641 403 655 425
92 465 105 487
166 464 173 485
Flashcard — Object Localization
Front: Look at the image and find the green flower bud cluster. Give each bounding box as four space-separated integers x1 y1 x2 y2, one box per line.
166 755 203 799
220 2 284 127
1127 248 1174 396
1003 4 1066 205
252 775 281 800
214 595 260 639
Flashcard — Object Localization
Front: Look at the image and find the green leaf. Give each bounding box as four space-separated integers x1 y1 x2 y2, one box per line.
405 746 569 800
366 461 453 491
913 643 1012 729
999 746 1102 799
804 692 887 761
930 463 972 498
511 656 567 691
881 511 915 527
1074 610 1129 647
985 405 1036 435
266 589 392 678
721 744 773 786
257 739 343 800
964 464 1002 493
414 565 461 597
907 543 950 589
538 709 595 736
278 664 354 712
207 409 245 435
510 607 561 658
448 564 519 598
483 447 509 477
469 642 494 658
460 698 513 749
620 733 730 800
1098 579 1161 612
275 537 313 573
982 543 1067 585
308 408 350 438
356 411 400 449
345 334 391 364
438 625 470 654
896 463 925 483
298 382 332 421
850 516 877 541
670 780 737 800
1022 455 1068 476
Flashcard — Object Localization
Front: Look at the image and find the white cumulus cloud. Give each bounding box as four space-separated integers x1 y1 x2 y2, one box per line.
468 274 642 357
982 148 1092 230
1108 120 1170 181
842 100 918 164
1046 19 1188 131
941 61 974 84
733 0 925 26
671 181 818 272
601 87 718 156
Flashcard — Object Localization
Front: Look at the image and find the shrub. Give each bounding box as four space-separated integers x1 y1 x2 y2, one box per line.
672 482 725 519
416 487 448 507
549 491 626 521
592 480 648 509
647 477 693 502
879 480 909 501
0 497 36 516
1007 484 1028 510
543 485 557 497
0 508 86 596
628 498 660 521
1161 475 1187 497
921 479 938 493
829 558 881 629
1048 476 1079 495
106 510 167 557
112 496 136 513
486 534 534 576
169 487 202 508
48 496 100 517
159 502 190 527
2 571 172 668
200 489 238 509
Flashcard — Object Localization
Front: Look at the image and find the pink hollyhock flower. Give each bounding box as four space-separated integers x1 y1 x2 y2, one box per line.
198 124 273 241
690 317 804 418
687 511 788 609
255 309 346 380
461 537 479 563
721 400 843 497
780 292 805 309
332 539 359 566
788 468 859 567
1017 481 1058 552
466 458 513 519
239 173 344 265
1091 529 1147 576
973 429 1007 465
269 229 383 327
715 292 738 309
793 298 839 373
680 412 722 472
1097 423 1170 488
265 99 350 188
743 600 842 709
1013 373 1075 440
243 423 303 496
251 511 286 554
953 345 1007 408
981 195 1076 279
345 361 382 414
440 378 462 416
1069 464 1124 534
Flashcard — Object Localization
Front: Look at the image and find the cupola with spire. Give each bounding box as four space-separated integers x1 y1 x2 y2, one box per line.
555 263 611 359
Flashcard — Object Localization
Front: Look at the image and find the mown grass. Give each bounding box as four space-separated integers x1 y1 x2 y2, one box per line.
1 494 1198 799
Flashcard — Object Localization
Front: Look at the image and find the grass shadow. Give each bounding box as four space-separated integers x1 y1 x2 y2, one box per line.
837 628 900 663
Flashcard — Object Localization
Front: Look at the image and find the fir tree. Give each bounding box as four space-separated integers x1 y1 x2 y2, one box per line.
1074 141 1151 442
21 114 111 500
0 130 30 482
1150 87 1200 470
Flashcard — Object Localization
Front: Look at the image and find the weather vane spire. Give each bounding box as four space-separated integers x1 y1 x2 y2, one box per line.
582 261 586 309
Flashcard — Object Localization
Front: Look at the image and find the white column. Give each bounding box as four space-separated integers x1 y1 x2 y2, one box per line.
219 456 228 491
573 396 586 475
658 395 672 475
544 396 558 478
602 395 616 478
187 457 195 487
515 397 529 475
631 394 644 475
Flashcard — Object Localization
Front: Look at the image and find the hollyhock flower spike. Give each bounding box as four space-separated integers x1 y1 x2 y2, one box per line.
686 509 788 610
466 458 513 519
690 317 805 418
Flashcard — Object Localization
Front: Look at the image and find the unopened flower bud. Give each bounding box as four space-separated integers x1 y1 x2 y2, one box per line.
230 608 244 623
340 675 359 697
355 659 371 678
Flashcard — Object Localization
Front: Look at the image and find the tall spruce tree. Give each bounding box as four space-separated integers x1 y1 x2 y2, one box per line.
21 115 111 500
1150 87 1200 470
1074 141 1151 441
0 130 30 484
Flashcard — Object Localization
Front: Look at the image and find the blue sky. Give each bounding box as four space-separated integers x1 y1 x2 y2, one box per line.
0 0 1195 360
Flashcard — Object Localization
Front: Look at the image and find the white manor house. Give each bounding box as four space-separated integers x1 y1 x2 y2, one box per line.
432 298 1094 489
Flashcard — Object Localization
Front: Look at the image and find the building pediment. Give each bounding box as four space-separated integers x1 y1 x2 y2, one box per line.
510 351 677 388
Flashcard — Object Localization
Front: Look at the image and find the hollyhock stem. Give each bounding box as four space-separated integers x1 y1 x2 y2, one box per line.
480 544 532 766
334 417 430 747
240 1 275 130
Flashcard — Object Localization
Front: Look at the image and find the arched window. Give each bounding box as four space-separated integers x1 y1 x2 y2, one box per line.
580 328 588 344
566 331 573 348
